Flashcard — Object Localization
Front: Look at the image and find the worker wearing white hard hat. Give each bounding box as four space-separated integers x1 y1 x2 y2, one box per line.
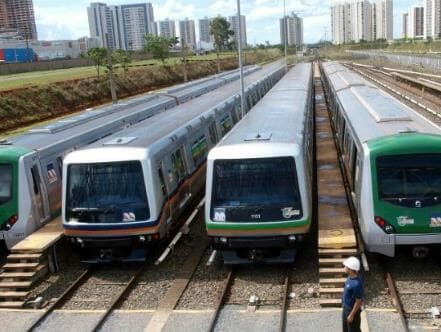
342 256 363 332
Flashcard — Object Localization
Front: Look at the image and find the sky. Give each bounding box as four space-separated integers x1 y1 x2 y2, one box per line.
34 0 422 45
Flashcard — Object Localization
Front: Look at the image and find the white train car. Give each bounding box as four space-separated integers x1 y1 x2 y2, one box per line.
61 65 285 262
205 63 314 264
0 65 259 249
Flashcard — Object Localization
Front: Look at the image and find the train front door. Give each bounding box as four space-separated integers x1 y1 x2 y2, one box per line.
28 162 50 224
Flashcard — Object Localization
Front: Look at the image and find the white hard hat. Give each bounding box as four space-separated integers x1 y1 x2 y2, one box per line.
343 256 360 271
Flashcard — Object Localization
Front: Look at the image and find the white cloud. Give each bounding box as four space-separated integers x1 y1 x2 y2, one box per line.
35 5 89 40
152 0 196 20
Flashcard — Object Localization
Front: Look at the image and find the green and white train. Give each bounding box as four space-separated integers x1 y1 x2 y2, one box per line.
322 62 441 258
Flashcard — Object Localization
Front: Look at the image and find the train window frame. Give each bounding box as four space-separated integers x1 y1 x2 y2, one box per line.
209 122 218 144
171 147 187 183
191 135 208 165
157 165 168 197
220 115 232 136
0 164 13 205
56 156 63 177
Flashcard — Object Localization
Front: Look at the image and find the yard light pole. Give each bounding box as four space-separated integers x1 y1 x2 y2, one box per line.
284 0 288 70
237 0 246 119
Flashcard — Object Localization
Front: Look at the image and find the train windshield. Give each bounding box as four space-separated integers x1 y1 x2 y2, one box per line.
0 164 12 206
377 154 441 207
211 157 302 222
66 161 149 223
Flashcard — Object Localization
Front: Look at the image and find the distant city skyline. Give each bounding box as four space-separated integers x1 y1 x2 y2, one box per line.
30 0 422 45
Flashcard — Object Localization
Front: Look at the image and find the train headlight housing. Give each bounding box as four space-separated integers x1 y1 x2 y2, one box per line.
3 214 18 231
375 216 395 234
288 235 296 242
219 237 228 244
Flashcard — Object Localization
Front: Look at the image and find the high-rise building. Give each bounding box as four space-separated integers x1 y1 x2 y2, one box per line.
371 2 377 40
350 0 372 42
199 17 213 43
331 0 351 44
159 19 176 38
229 14 247 47
87 2 115 49
179 18 196 49
88 2 155 51
408 6 424 38
424 0 441 39
0 0 37 40
279 12 303 47
110 3 155 51
375 0 393 40
402 13 408 38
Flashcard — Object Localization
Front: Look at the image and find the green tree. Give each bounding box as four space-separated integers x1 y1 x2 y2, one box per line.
144 34 178 64
112 49 132 74
210 16 234 72
86 47 108 79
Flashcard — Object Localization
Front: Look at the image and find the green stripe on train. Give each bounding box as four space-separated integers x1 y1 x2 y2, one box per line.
206 218 310 231
369 133 441 234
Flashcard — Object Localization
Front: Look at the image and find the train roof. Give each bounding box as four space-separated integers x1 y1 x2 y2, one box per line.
0 66 257 153
64 61 284 164
208 62 312 160
322 62 441 144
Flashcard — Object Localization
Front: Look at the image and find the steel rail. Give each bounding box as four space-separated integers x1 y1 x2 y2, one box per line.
206 266 234 332
385 272 409 332
279 267 291 332
27 268 92 332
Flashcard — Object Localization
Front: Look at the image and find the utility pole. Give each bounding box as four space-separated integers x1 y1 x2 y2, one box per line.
284 0 288 71
237 0 246 119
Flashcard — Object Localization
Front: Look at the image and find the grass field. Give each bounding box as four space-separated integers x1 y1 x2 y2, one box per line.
0 52 236 91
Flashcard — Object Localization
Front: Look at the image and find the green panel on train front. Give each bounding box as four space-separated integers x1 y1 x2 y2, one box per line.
369 133 441 234
0 146 30 229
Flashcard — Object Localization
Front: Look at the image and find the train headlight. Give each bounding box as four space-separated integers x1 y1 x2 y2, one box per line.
384 225 394 234
219 237 228 244
374 216 395 234
288 235 296 242
4 214 18 230
139 235 146 243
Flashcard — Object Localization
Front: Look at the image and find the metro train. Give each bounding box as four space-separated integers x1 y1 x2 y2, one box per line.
61 65 285 262
321 61 441 258
205 63 314 264
0 66 260 249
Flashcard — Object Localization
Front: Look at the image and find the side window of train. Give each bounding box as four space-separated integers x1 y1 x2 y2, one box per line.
220 116 232 136
209 122 218 144
191 135 208 165
247 96 252 109
236 105 242 119
171 147 187 183
157 166 167 196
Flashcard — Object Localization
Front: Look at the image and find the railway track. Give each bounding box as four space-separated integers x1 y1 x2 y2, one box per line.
25 198 206 332
26 263 147 332
382 260 441 332
207 265 292 332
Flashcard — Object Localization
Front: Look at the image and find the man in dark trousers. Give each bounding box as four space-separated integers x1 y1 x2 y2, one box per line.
342 256 363 332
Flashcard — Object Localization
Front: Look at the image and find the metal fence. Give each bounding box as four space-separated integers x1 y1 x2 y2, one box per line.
348 50 441 73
